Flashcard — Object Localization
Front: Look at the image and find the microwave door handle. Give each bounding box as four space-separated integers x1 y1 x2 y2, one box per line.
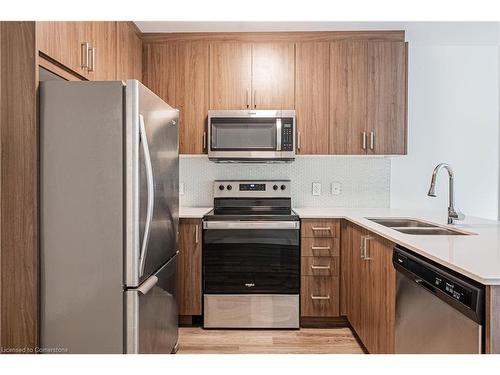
276 118 282 151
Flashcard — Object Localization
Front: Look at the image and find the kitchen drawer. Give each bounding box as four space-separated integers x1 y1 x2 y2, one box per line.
301 237 340 257
300 276 340 317
301 256 339 277
301 219 340 238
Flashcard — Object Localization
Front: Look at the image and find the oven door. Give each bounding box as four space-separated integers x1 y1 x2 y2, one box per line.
203 221 300 294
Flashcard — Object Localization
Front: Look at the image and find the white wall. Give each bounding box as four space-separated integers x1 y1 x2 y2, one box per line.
391 23 500 220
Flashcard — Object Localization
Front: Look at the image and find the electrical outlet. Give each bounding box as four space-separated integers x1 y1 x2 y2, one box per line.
179 182 185 196
312 182 321 196
331 181 342 195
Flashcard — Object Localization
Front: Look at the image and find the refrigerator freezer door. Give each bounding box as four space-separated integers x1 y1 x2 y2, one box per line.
125 254 179 354
40 81 125 353
125 80 179 287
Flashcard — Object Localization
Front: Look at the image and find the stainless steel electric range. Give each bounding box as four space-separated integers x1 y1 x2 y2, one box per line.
202 180 300 328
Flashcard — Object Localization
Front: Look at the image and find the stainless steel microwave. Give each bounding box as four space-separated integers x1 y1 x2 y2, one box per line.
207 110 296 162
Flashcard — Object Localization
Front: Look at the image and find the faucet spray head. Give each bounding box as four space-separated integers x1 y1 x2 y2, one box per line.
427 183 437 197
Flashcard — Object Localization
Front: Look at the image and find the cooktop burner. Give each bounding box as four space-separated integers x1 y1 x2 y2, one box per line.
203 179 298 221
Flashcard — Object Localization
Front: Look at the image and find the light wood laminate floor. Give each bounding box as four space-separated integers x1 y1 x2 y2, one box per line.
177 327 364 354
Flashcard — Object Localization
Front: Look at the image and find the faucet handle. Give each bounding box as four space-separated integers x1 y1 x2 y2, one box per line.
448 208 465 224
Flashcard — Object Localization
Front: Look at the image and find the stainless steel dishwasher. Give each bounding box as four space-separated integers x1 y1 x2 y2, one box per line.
393 246 484 354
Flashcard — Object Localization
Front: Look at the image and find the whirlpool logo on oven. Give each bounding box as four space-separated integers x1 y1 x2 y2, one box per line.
245 283 255 288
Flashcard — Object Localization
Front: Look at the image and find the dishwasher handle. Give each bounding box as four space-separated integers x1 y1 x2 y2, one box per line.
415 278 437 294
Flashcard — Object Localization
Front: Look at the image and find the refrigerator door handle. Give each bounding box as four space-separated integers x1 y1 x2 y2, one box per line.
137 275 158 295
138 114 155 277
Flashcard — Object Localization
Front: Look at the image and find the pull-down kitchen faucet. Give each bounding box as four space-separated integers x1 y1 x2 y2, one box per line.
427 163 465 224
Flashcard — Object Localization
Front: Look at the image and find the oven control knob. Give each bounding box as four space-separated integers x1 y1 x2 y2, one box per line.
280 185 287 191
273 185 278 191
219 185 225 191
227 184 232 190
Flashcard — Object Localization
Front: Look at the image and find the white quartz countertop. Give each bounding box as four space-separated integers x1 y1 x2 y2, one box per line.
179 206 212 219
295 207 500 285
180 206 500 285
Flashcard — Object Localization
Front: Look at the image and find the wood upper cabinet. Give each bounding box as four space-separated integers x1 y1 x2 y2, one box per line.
177 219 202 316
210 43 252 109
176 42 210 154
295 42 330 154
88 22 116 81
346 223 396 354
330 40 407 155
116 22 142 81
252 43 295 109
144 41 209 154
330 41 368 155
367 42 407 155
36 21 93 78
209 42 295 110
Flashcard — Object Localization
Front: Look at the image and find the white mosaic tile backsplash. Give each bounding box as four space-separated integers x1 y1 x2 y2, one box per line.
179 155 391 208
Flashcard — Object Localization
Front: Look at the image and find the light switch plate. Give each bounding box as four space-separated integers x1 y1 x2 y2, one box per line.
179 182 185 196
331 181 342 195
312 182 321 196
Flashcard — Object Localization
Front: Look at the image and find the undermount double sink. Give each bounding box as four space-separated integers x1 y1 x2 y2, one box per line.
366 218 471 236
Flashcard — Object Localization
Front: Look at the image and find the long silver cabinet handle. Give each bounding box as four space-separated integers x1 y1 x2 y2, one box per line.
254 89 257 108
203 221 300 230
138 114 155 276
370 131 375 150
360 235 366 259
312 227 331 232
81 42 89 70
364 236 373 261
203 131 207 150
311 295 330 300
297 131 301 151
311 265 331 270
246 88 250 108
362 131 367 150
195 225 199 244
88 47 95 72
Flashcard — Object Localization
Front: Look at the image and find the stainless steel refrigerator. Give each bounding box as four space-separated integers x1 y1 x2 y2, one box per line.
40 80 179 354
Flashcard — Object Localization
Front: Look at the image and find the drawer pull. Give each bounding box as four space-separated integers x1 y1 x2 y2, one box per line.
311 246 330 250
311 265 330 270
311 294 330 300
311 227 331 232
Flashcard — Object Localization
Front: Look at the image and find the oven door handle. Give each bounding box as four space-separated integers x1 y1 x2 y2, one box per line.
203 221 300 230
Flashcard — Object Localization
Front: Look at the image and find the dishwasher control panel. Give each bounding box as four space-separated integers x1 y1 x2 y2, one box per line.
393 248 484 322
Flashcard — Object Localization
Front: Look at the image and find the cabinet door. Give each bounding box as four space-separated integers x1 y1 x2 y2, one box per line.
88 22 116 81
209 43 252 109
347 224 367 338
36 21 92 78
176 42 210 154
364 235 396 354
252 43 295 109
295 42 330 154
116 22 142 81
143 42 178 106
367 42 407 155
330 41 368 154
176 219 202 316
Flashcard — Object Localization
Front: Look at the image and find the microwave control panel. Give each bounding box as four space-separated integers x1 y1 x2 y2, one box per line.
281 119 294 151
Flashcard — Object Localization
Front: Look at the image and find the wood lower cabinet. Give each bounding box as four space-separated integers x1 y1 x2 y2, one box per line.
116 22 142 81
346 222 396 354
300 219 341 318
176 219 202 316
209 43 252 109
295 42 330 154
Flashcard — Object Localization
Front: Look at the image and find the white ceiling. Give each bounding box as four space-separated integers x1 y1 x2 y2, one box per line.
134 22 500 45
